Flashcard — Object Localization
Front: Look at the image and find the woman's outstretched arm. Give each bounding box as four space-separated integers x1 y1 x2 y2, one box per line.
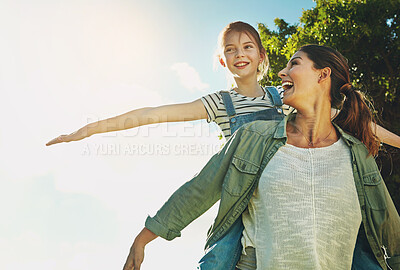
46 99 208 146
123 228 158 270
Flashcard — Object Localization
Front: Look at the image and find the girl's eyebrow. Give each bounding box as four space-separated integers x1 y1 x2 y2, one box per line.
225 41 255 47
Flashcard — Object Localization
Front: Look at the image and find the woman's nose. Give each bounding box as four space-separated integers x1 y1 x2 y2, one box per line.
278 68 287 78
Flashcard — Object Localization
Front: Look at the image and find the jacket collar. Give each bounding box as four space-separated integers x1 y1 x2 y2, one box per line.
273 113 363 146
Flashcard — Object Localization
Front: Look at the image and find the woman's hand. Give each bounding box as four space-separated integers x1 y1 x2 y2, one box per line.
123 228 158 270
123 241 145 270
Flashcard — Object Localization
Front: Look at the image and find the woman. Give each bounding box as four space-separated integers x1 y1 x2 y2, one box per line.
123 45 400 270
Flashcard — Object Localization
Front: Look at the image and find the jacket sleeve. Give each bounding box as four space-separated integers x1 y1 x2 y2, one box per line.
382 179 400 270
354 143 400 270
145 130 244 241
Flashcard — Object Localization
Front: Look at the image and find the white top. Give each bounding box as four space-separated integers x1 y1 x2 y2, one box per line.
201 87 288 139
241 138 362 270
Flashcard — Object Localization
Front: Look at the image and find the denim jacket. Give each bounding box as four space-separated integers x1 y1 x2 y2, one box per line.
146 115 400 270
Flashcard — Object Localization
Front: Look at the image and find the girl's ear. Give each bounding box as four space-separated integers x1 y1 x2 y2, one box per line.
318 67 331 83
259 50 265 63
219 57 226 67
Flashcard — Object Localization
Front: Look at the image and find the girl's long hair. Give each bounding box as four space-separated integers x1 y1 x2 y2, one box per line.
299 44 379 155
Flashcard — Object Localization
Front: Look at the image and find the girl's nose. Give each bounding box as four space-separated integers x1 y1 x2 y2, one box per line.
235 48 245 58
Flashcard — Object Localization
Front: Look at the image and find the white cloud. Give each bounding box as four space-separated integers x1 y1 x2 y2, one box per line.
170 62 210 92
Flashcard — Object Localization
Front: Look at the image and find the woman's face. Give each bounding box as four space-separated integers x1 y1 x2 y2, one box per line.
278 51 322 108
220 31 264 80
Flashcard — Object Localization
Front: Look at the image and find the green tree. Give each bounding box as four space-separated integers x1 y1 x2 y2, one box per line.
259 0 400 208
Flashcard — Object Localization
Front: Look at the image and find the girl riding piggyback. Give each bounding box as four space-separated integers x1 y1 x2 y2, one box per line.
46 22 286 147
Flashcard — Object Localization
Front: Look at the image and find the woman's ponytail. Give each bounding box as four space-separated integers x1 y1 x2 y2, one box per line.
299 45 380 156
334 84 380 156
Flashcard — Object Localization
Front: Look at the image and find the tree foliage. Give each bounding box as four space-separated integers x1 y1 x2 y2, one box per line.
259 0 400 208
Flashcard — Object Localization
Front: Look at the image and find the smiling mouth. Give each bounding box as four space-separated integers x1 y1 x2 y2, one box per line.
234 62 249 68
282 81 294 91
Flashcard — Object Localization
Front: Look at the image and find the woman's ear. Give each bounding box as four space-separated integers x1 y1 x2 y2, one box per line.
219 57 226 67
319 67 331 83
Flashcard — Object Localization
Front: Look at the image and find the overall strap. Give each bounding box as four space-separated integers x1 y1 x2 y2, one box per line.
265 86 283 107
220 91 237 117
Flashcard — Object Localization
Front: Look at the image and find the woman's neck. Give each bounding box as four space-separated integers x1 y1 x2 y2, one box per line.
287 104 338 148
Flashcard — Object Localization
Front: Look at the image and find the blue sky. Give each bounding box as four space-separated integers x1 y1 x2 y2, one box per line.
0 0 315 269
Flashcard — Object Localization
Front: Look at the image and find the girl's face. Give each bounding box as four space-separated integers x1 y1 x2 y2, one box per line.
278 51 322 108
220 31 264 81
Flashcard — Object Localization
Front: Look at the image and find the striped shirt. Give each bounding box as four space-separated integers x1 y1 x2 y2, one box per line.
201 87 289 139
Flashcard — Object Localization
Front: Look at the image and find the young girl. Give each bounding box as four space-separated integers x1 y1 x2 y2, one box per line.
45 21 400 148
123 45 400 270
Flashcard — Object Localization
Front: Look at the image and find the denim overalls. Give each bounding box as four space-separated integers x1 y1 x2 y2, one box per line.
197 86 382 269
220 86 284 134
197 86 284 270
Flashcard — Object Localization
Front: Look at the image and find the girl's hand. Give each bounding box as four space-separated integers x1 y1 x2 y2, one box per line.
46 129 87 146
123 241 145 270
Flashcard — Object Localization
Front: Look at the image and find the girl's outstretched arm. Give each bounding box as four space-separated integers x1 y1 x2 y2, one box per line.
331 108 400 148
46 99 208 146
373 123 400 148
123 227 158 270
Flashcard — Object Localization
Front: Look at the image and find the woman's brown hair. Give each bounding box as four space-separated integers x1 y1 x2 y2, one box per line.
299 44 379 155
